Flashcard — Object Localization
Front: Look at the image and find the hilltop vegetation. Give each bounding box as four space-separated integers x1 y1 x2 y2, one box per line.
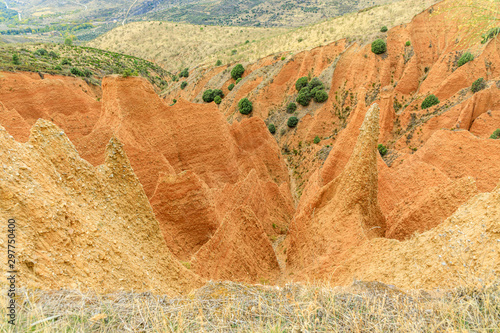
0 43 170 90
89 0 437 71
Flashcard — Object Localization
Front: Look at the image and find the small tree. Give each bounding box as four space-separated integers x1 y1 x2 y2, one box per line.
296 87 313 106
371 39 387 54
268 124 276 134
287 102 297 113
406 41 411 46
308 77 324 90
231 64 245 80
457 52 474 67
490 129 500 139
179 68 189 78
61 58 72 66
295 77 309 91
215 59 222 66
378 144 388 156
214 96 222 104
313 136 321 144
181 81 188 90
287 117 299 128
202 90 215 103
314 90 329 103
228 83 235 91
238 98 253 115
35 48 48 56
380 26 388 32
471 78 486 93
12 53 20 65
70 67 85 77
421 94 440 109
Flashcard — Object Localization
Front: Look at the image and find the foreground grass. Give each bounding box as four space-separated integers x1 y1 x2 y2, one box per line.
1 280 499 332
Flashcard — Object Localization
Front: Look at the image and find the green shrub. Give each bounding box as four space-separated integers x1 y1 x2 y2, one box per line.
61 58 71 66
34 48 48 56
481 27 500 44
371 39 387 54
421 94 440 109
457 52 474 67
308 77 324 90
215 59 222 66
287 117 299 128
296 87 313 106
281 56 286 61
202 90 215 102
380 26 388 32
231 64 245 80
490 129 500 139
268 124 276 134
12 53 20 65
378 144 388 156
122 68 137 77
228 83 235 91
238 98 253 115
181 81 188 90
48 51 58 58
64 37 73 46
406 41 411 46
471 78 486 93
235 78 242 84
179 68 189 78
295 76 309 91
70 67 85 77
314 90 329 103
54 65 62 70
172 99 177 104
313 136 321 144
213 89 223 99
287 102 297 113
214 95 222 104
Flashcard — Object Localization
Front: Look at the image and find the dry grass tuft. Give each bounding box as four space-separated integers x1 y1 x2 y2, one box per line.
1 280 499 332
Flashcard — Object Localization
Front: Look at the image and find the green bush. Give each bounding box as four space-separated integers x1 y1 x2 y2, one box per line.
287 117 299 128
314 90 329 103
202 90 215 102
421 94 440 109
268 124 276 134
313 136 321 144
380 26 388 32
371 39 387 54
296 87 313 106
308 77 324 90
181 81 188 90
12 53 20 65
54 65 62 70
231 64 245 80
228 83 235 91
238 98 253 115
64 37 73 46
481 27 500 44
70 67 85 77
34 48 48 56
235 78 242 84
378 144 388 156
287 102 297 113
213 89 223 99
215 59 222 66
457 52 474 67
122 68 137 77
295 76 309 91
48 51 58 58
490 129 500 139
179 68 189 78
406 41 411 47
214 96 222 104
471 78 486 93
61 58 71 66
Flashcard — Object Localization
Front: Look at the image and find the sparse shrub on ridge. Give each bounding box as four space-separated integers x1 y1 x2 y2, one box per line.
268 124 276 134
179 68 189 78
378 144 388 156
181 81 188 89
314 136 321 144
380 26 388 32
471 78 486 93
238 97 252 114
228 83 235 91
371 39 387 54
70 67 85 77
490 129 500 139
122 68 137 77
231 64 245 80
421 94 439 109
457 52 474 67
215 59 222 66
287 102 297 113
406 41 411 46
287 117 299 128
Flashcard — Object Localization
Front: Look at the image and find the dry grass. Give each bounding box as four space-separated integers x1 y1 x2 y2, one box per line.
2 280 499 332
88 0 437 73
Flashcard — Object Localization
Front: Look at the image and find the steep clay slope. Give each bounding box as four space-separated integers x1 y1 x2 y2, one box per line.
0 120 201 294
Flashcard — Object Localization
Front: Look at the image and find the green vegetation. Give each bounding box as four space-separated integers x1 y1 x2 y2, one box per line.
214 95 222 104
228 83 235 91
371 39 387 54
235 78 242 85
471 78 486 93
380 26 388 32
287 117 299 128
421 95 440 110
231 64 245 80
295 77 328 106
490 129 500 139
287 102 297 113
181 81 188 89
179 68 189 78
268 124 276 134
314 90 329 103
216 59 222 66
12 53 20 65
406 41 411 46
295 77 309 91
378 144 388 156
481 27 500 44
238 98 253 115
457 52 474 67
64 38 73 46
122 68 138 77
34 48 48 57
314 136 321 144
202 89 224 103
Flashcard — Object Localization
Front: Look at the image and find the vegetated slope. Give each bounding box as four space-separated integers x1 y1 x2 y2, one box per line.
0 120 202 294
147 0 400 28
88 0 436 72
0 43 170 90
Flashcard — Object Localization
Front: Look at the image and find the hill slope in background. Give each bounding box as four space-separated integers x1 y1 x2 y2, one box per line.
88 0 436 72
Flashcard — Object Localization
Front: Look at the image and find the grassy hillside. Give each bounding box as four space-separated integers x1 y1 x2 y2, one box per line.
88 0 437 73
0 43 170 90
